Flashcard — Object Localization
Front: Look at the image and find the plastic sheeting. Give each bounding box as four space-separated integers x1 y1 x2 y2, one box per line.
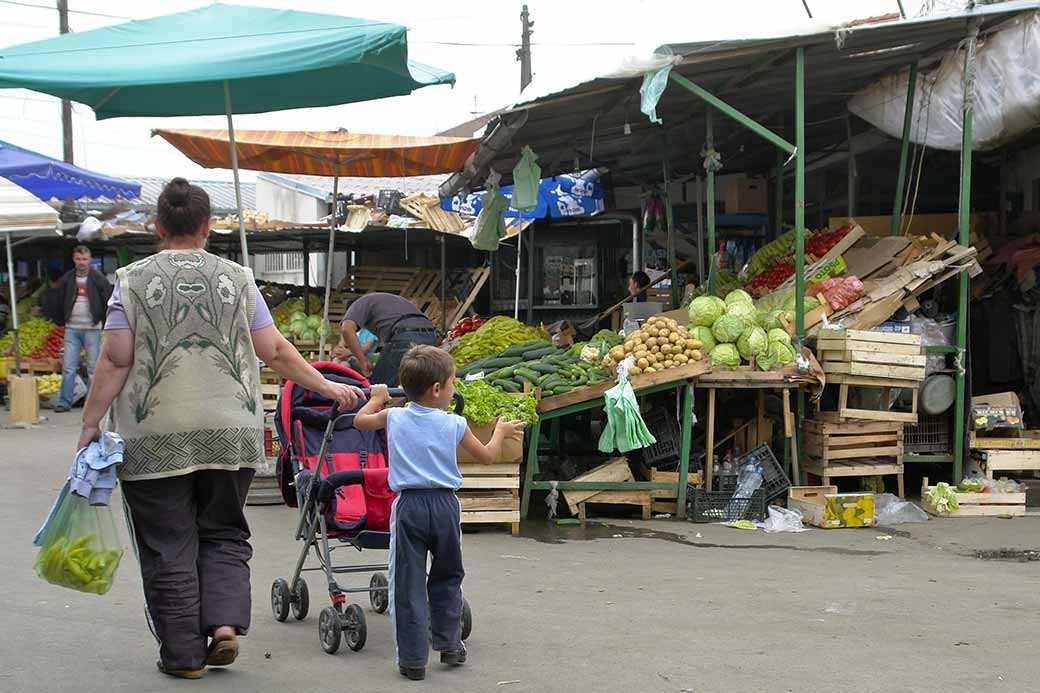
848 11 1040 151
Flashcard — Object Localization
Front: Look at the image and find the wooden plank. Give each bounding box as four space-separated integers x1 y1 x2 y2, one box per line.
578 490 652 520
822 361 925 381
447 267 491 328
970 435 1040 449
839 406 918 423
821 350 926 367
460 510 521 523
648 470 703 499
651 501 679 514
848 292 908 332
804 419 902 435
984 450 1040 471
820 445 903 461
825 432 902 447
562 458 634 514
924 504 1026 517
817 338 922 356
458 494 517 512
459 476 520 490
458 463 521 476
818 328 921 346
537 358 709 413
827 374 920 388
804 461 903 477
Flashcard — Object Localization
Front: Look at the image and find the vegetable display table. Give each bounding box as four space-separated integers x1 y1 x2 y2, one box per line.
698 367 820 488
522 360 710 520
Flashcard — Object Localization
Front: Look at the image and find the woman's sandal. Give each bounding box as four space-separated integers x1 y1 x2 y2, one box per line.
156 661 206 679
204 636 240 667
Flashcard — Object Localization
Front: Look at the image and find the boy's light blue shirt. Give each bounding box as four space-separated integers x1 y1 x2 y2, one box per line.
386 403 467 491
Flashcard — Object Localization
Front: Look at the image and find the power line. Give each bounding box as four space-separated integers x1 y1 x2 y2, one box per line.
0 0 130 20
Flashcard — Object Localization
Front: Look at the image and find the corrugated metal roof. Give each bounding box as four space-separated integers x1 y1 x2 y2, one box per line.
114 176 256 214
260 172 446 199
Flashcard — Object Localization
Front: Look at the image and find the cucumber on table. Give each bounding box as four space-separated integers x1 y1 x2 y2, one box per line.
500 340 548 357
522 345 559 360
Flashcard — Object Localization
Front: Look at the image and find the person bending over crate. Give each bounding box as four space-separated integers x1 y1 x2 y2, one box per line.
355 345 524 681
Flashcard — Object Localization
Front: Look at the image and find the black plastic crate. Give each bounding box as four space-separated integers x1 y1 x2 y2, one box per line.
904 414 950 453
639 407 681 468
718 445 790 503
687 487 766 523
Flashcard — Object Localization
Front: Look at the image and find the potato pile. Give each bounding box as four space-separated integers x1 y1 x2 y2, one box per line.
603 315 704 376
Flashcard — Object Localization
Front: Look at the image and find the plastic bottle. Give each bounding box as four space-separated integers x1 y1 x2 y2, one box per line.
733 461 764 499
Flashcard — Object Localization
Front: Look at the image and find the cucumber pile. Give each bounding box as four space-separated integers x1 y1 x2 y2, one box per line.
455 339 612 396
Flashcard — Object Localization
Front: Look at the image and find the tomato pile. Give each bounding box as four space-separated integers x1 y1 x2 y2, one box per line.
443 315 485 342
746 262 795 297
805 222 854 258
30 326 65 359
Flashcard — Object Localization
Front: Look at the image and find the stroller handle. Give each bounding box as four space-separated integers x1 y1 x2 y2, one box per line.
325 388 465 422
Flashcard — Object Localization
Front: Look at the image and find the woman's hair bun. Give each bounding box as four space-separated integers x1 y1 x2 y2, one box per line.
157 177 211 238
163 177 191 207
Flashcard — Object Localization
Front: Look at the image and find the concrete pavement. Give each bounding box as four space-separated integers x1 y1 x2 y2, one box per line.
2 410 1039 692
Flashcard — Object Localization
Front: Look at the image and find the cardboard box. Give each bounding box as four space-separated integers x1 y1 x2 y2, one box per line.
718 174 768 214
456 420 523 464
787 486 875 528
971 392 1023 430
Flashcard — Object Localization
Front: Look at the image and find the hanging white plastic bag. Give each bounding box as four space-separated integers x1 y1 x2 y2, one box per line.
511 146 541 211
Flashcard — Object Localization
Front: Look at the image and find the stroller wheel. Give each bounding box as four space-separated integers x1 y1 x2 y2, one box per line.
318 606 341 654
344 604 367 652
271 578 291 622
369 573 389 614
461 599 473 642
291 578 310 621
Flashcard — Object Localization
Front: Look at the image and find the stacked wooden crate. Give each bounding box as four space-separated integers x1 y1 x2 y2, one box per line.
969 430 1040 480
802 419 905 497
456 422 522 535
816 328 925 423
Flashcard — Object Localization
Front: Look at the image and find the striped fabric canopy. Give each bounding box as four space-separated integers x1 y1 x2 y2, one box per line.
154 129 479 178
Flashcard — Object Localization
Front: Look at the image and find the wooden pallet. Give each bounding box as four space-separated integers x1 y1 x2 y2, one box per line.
648 469 704 515
921 477 1025 517
803 457 904 498
458 463 520 535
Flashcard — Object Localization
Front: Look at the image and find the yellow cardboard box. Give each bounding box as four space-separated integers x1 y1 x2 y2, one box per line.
788 486 875 528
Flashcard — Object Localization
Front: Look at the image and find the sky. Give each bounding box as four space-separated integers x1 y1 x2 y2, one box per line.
0 0 935 184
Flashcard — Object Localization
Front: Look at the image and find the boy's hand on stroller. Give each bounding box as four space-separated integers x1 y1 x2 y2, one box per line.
322 381 364 411
494 417 526 441
370 384 391 406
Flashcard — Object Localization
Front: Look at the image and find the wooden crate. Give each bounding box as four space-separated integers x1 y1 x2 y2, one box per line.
648 468 704 515
803 458 904 498
977 449 1040 480
803 419 903 461
260 368 283 415
970 430 1040 450
920 477 1025 517
576 490 652 521
458 462 520 535
816 376 920 424
7 374 39 424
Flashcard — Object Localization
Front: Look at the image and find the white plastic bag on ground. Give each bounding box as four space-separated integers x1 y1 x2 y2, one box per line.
757 505 811 533
874 493 929 525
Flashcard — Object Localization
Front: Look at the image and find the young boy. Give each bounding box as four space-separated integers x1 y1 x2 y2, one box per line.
355 344 524 681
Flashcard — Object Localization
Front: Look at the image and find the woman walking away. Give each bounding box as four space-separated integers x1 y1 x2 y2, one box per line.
77 178 364 680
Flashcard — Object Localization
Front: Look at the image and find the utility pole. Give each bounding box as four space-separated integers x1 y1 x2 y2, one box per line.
517 4 533 92
57 0 73 163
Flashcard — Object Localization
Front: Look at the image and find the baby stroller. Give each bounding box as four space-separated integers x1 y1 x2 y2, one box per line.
272 361 472 654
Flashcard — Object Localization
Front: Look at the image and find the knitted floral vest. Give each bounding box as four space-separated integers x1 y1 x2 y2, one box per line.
112 249 263 480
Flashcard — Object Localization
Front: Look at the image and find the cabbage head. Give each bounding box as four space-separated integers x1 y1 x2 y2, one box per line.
692 326 716 353
768 340 797 365
755 350 776 371
709 296 726 315
781 294 821 313
725 289 754 308
767 328 792 346
762 309 785 331
737 325 768 361
688 296 724 327
712 313 747 344
725 301 757 324
710 343 741 368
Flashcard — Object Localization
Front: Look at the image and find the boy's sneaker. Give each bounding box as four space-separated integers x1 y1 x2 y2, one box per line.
440 645 467 666
400 666 426 681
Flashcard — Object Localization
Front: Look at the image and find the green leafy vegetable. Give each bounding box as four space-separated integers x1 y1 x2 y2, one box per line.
453 379 538 427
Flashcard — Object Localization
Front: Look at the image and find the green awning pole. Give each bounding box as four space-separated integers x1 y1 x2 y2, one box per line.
774 138 783 236
954 22 979 482
891 63 918 236
706 109 717 295
794 47 806 340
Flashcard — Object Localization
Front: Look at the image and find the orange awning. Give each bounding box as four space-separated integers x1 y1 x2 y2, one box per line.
153 129 479 178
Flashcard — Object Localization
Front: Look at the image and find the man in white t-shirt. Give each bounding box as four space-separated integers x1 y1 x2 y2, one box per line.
54 246 111 412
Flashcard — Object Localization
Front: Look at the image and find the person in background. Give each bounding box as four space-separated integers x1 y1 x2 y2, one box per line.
332 326 377 367
77 177 362 680
55 246 111 412
0 294 9 336
338 292 437 386
35 268 65 324
628 271 651 303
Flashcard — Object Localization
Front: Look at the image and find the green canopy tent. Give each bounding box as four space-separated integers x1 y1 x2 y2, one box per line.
0 3 455 267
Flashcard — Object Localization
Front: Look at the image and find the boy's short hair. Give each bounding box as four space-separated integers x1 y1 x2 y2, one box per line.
399 345 455 401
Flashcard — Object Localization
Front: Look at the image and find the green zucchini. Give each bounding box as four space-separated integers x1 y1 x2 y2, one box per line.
492 379 521 393
528 362 558 375
514 367 541 382
501 340 548 357
483 356 522 369
550 385 574 394
522 346 558 360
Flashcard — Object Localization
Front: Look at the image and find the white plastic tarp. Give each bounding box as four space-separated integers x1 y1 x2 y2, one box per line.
848 11 1040 151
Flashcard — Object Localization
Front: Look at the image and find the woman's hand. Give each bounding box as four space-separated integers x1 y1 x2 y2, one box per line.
77 422 101 450
321 380 365 411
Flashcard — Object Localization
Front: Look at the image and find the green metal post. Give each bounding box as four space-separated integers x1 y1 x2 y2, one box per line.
520 417 542 519
676 383 694 519
794 47 806 339
669 72 795 154
953 23 979 482
774 147 783 236
662 153 679 307
891 63 918 236
706 109 717 295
